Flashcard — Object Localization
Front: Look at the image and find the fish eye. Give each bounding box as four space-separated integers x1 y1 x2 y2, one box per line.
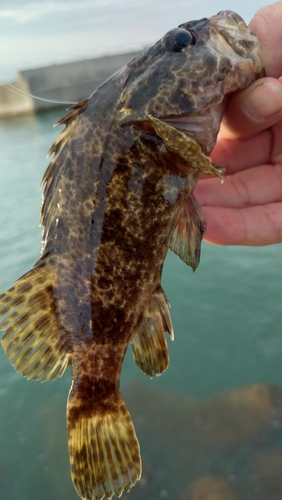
173 29 197 51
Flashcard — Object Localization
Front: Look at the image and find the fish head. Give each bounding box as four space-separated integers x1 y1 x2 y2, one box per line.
118 11 263 153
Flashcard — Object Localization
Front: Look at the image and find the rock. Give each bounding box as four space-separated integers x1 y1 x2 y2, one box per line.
192 383 282 447
126 381 282 449
251 449 282 498
183 475 240 500
125 381 282 498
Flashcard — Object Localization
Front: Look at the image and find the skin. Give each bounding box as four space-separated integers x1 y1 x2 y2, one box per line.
194 1 282 246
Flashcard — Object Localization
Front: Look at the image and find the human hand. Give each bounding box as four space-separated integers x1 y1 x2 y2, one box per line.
194 2 282 245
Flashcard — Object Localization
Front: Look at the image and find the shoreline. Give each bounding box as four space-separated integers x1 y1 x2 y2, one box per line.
0 50 142 118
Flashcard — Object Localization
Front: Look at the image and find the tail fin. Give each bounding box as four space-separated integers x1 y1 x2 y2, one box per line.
67 391 141 500
0 263 69 381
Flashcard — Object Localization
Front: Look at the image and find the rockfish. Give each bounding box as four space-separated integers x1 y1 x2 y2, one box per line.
0 10 262 500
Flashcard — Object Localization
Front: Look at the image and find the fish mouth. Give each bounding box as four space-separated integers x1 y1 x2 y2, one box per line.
208 10 264 80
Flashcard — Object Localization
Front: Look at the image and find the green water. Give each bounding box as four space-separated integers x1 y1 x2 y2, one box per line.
1 109 282 499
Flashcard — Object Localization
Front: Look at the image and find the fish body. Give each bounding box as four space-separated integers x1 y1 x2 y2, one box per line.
0 11 262 500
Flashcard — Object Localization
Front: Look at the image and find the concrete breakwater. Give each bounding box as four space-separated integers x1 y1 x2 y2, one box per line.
0 50 141 118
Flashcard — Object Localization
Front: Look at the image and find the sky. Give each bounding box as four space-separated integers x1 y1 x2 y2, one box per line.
0 0 276 83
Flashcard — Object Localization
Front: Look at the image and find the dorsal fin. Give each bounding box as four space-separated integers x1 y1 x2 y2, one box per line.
41 100 89 188
169 194 206 271
47 100 88 157
40 99 89 243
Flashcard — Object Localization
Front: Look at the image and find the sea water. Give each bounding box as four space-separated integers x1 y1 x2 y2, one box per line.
1 109 282 499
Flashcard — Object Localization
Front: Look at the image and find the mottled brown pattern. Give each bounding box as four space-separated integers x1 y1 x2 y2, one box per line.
0 264 70 380
0 10 263 500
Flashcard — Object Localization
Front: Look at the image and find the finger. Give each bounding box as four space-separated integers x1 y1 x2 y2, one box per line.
211 128 271 173
271 114 282 164
249 2 282 77
220 77 282 139
195 163 282 209
201 203 282 246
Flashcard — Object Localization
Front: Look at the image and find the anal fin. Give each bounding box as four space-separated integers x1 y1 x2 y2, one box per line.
0 262 69 381
169 194 206 271
131 287 174 377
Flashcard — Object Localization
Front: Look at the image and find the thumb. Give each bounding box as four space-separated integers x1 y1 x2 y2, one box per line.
220 77 282 139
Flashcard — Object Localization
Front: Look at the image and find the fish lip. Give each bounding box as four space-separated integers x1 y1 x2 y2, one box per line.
207 11 264 79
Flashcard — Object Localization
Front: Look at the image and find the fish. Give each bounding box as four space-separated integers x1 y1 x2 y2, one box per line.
0 10 262 500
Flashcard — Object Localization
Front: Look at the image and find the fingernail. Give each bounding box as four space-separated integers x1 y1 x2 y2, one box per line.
243 82 282 121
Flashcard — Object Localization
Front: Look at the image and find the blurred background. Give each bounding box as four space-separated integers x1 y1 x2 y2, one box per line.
0 0 271 83
1 1 282 499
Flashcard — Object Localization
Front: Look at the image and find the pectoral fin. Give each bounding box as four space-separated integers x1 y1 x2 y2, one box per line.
169 194 206 271
0 261 69 381
131 287 174 377
148 114 225 180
